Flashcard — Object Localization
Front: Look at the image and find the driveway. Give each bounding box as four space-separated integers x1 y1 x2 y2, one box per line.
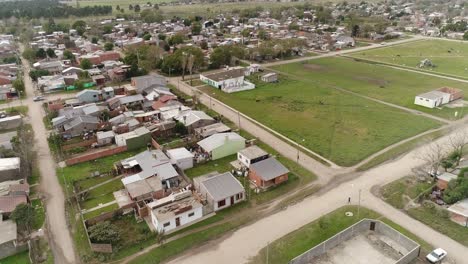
20 52 78 263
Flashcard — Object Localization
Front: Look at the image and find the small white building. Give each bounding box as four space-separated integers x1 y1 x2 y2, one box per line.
261 73 278 83
200 68 255 93
166 147 194 170
237 145 269 168
414 91 450 109
149 194 203 233
96 131 115 145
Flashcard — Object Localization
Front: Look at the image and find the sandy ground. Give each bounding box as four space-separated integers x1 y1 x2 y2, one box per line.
20 51 78 264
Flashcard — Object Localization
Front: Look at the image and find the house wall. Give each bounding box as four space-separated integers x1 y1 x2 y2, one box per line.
414 96 437 108
174 157 193 170
237 153 269 167
437 179 449 190
125 132 152 150
449 212 468 227
249 170 288 188
213 192 245 211
189 119 216 132
65 145 127 165
211 140 246 160
78 92 100 103
151 206 203 233
0 168 21 182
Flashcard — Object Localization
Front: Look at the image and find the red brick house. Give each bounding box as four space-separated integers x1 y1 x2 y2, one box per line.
249 157 289 189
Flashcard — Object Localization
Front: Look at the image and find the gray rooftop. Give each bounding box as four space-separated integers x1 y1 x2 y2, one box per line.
448 198 468 217
198 132 245 152
200 172 244 201
0 220 17 245
250 157 289 181
238 145 268 160
119 94 144 105
203 68 245 82
416 91 448 100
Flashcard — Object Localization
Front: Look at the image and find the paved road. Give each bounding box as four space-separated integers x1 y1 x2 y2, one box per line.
20 54 77 263
0 93 76 110
167 126 468 264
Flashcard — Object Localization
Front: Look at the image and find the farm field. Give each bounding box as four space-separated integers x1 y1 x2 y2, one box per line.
272 57 468 119
201 75 441 166
350 39 468 78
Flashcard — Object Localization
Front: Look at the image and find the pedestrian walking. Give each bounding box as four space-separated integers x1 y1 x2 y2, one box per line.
348 197 351 204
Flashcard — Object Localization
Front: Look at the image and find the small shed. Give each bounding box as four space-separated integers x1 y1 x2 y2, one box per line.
249 157 289 189
261 73 278 83
96 131 115 145
447 198 468 227
437 172 458 190
166 148 194 170
237 145 269 168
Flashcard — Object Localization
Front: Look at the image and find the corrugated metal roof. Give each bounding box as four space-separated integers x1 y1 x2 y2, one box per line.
198 132 245 152
201 172 244 201
250 157 289 181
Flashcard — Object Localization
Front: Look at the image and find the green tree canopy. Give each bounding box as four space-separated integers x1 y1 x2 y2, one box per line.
104 42 114 51
46 48 56 58
63 50 75 61
11 204 36 233
209 45 245 69
80 58 92 69
88 221 120 244
72 20 87 36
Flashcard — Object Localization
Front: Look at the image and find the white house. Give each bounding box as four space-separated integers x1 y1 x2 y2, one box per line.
200 68 255 93
414 91 450 109
196 172 245 211
237 145 269 168
149 194 203 233
166 147 194 170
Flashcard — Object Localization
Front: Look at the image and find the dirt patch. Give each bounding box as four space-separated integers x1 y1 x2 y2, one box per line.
353 76 389 87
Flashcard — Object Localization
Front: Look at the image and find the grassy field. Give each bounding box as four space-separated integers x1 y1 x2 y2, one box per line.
0 251 30 264
202 74 441 166
32 199 46 230
248 205 431 264
350 39 468 78
381 176 468 246
273 57 468 119
80 179 122 210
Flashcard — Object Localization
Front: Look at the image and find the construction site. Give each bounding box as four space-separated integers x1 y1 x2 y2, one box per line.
290 219 421 264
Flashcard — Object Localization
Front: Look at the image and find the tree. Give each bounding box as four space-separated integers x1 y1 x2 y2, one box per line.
140 9 164 23
443 175 468 204
191 22 202 35
104 42 114 51
200 41 208 50
88 221 120 244
36 48 46 59
464 32 468 41
29 69 50 81
209 45 245 69
143 33 152 41
417 142 447 177
11 204 36 233
288 23 300 31
168 34 184 46
12 78 25 93
129 4 133 10
351 24 360 37
72 20 87 36
134 4 141 12
80 58 92 70
91 37 98 44
158 33 166 41
258 29 269 40
46 48 56 58
161 46 204 75
174 121 188 135
22 48 37 61
63 50 75 61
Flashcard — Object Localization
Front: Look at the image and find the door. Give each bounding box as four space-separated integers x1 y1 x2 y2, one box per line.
175 217 180 227
370 221 376 231
231 196 234 205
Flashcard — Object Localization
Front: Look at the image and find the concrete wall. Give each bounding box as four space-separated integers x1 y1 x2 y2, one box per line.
62 138 97 151
0 242 28 259
289 219 420 264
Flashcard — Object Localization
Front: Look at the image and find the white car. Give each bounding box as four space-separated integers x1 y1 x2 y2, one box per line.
426 248 447 263
33 96 45 102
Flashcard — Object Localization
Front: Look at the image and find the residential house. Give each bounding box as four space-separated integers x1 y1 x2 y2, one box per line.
437 172 458 190
96 131 115 145
149 193 203 233
166 148 194 170
0 219 20 259
197 132 246 160
200 68 256 93
196 172 245 211
63 115 100 137
37 75 66 92
62 67 83 76
118 94 145 110
194 123 231 138
0 84 15 100
115 126 151 150
0 131 17 151
0 157 21 182
249 157 289 189
102 87 115 100
447 198 468 227
76 89 101 103
415 87 464 109
175 110 216 132
131 74 167 94
0 195 27 217
237 145 269 168
261 73 278 83
33 60 63 74
0 115 22 130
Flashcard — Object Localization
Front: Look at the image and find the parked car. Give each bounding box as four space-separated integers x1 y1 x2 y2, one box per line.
426 248 447 263
33 96 45 102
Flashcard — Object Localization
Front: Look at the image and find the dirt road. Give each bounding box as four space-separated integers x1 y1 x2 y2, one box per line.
20 55 77 263
166 127 468 264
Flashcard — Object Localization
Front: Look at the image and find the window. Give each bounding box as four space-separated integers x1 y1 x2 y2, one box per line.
217 199 226 207
188 212 195 217
236 193 243 200
163 222 170 227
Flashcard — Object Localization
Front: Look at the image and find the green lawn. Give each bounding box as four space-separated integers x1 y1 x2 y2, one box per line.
350 39 468 78
82 203 119 220
0 250 30 264
202 73 441 166
74 175 113 191
249 205 431 264
273 57 468 119
80 179 122 210
32 199 46 230
381 176 434 209
185 154 237 178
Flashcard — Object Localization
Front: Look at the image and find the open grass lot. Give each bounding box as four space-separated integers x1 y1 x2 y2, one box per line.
350 39 468 78
202 75 441 166
381 177 468 247
0 251 30 264
80 179 122 210
248 205 432 264
32 199 46 230
273 57 468 119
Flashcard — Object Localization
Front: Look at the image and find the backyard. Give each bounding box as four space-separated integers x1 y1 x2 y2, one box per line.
381 176 468 247
201 73 441 166
350 39 468 78
248 205 432 264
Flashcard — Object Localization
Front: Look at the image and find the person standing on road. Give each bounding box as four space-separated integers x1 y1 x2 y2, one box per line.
348 197 351 204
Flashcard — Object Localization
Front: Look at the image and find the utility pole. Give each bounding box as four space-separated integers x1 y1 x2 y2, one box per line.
266 241 269 264
358 189 361 219
237 111 241 129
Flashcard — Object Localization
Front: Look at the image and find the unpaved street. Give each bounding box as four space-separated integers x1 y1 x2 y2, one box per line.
20 54 77 264
167 126 468 264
